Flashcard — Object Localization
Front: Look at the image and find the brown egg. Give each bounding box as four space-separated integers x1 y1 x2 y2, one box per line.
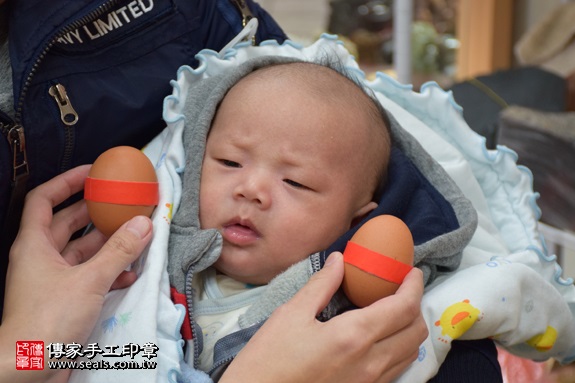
342 215 414 307
84 146 158 237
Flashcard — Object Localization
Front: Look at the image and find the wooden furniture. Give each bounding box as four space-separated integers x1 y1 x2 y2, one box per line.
456 0 515 80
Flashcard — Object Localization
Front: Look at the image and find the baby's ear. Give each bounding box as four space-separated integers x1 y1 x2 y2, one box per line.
351 201 378 227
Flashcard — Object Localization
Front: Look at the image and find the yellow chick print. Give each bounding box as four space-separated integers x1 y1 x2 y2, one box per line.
526 326 558 352
435 299 482 342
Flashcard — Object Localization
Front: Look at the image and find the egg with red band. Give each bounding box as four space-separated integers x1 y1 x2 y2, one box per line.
342 215 414 307
85 146 159 237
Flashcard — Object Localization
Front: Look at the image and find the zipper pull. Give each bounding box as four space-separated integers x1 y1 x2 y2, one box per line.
49 84 79 126
1 124 30 264
230 0 256 45
8 125 29 181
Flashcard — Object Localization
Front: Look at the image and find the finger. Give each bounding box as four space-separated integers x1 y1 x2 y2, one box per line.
366 322 426 382
284 252 344 317
110 271 138 290
351 268 424 341
62 228 108 266
81 216 152 293
369 314 427 360
51 200 91 251
395 267 424 297
21 165 91 231
374 351 419 383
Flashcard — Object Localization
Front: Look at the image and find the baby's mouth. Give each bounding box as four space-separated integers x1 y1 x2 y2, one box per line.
222 219 260 246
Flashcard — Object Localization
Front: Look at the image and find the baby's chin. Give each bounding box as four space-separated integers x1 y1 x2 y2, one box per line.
213 260 271 286
215 246 314 285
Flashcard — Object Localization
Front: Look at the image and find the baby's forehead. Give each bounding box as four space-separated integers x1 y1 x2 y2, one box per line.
226 61 389 151
230 63 376 123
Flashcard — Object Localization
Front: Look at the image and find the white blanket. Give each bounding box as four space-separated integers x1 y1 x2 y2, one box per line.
70 34 575 383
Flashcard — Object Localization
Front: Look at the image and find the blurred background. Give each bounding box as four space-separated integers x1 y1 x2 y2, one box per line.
257 0 573 87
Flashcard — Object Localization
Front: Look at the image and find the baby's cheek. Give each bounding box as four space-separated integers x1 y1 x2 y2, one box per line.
198 198 214 229
198 182 218 228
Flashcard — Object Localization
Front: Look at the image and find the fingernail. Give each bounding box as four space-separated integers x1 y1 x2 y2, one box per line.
126 216 152 239
325 252 342 267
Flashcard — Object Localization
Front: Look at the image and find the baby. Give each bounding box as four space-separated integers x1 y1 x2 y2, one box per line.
168 56 473 377
192 61 391 371
199 61 391 286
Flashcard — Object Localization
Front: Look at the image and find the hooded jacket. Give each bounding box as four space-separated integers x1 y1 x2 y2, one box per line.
167 56 478 379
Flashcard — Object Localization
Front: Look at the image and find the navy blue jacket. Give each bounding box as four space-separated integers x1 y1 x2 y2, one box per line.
0 0 286 314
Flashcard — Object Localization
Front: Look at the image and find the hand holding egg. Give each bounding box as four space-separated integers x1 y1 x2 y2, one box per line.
342 215 414 307
84 146 158 237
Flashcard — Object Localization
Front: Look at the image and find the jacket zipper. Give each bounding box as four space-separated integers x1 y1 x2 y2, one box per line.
185 265 201 369
0 123 28 183
0 121 29 258
0 0 119 243
230 0 255 45
49 84 79 172
4 0 119 177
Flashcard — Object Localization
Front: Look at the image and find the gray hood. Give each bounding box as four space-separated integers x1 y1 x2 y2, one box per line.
167 55 478 296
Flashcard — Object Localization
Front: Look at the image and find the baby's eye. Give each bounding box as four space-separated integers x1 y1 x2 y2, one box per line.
219 159 241 168
284 179 310 190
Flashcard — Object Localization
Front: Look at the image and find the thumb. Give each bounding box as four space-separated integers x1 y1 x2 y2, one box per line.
287 252 345 317
84 216 153 292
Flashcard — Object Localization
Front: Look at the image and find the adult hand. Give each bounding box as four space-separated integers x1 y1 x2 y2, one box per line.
0 165 153 383
222 252 428 383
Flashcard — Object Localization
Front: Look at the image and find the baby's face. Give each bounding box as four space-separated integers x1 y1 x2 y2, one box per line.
199 73 376 285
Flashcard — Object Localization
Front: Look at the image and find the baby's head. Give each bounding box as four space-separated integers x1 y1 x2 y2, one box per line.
199 61 391 284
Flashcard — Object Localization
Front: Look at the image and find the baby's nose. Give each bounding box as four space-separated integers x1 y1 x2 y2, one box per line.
234 174 271 208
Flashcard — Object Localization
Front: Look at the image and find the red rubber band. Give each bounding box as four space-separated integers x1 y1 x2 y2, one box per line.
84 177 159 206
343 241 413 284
